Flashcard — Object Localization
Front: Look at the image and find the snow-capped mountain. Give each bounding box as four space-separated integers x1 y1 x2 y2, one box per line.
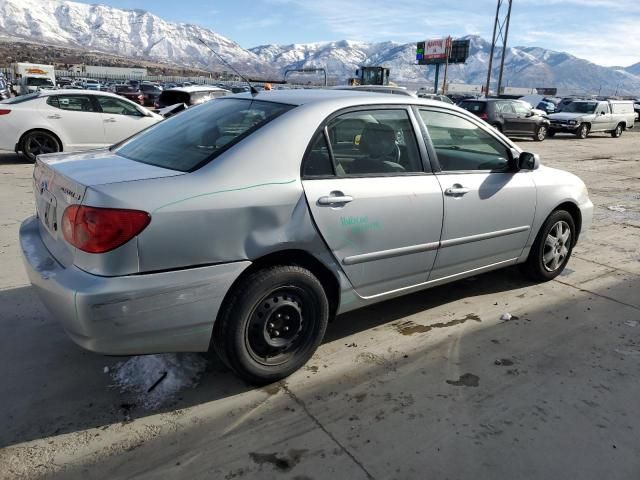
251 36 640 95
0 0 638 94
0 0 273 75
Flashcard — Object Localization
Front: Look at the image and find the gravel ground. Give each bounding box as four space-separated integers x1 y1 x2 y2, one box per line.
1 129 639 480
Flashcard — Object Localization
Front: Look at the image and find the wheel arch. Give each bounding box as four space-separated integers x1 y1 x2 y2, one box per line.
214 249 341 329
18 128 64 153
552 201 582 245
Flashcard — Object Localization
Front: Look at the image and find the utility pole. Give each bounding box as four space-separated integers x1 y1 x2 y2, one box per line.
442 36 452 95
484 0 513 98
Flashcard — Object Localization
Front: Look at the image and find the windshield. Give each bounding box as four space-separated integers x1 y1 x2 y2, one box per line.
115 98 295 172
26 77 54 87
564 102 597 114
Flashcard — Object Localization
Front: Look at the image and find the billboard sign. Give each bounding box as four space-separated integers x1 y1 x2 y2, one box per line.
416 39 469 65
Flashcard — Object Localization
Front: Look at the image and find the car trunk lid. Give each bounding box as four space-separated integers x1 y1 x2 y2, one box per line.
33 150 185 267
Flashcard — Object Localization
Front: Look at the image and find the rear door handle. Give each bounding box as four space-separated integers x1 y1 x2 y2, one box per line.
444 185 471 196
318 195 353 205
104 118 117 123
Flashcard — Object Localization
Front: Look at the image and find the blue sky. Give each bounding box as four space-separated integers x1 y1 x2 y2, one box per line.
82 0 639 67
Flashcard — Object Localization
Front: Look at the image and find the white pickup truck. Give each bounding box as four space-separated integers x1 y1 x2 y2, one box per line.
547 100 635 139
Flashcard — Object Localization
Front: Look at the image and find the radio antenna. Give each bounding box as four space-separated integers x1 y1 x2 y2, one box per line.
197 38 258 95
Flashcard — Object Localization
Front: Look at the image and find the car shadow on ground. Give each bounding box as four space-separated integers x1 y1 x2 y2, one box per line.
0 266 534 448
0 151 29 165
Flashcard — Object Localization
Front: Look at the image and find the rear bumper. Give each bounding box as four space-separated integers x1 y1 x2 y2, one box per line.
20 216 250 355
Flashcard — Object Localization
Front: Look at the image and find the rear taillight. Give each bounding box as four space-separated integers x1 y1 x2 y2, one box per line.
479 112 489 120
62 205 150 254
0 109 11 115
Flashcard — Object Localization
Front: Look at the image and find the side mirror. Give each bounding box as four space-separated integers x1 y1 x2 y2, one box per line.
517 151 540 171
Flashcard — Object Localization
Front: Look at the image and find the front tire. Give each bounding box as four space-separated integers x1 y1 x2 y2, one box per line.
576 123 589 139
212 265 329 385
534 124 548 142
521 210 576 282
611 123 623 138
20 130 61 162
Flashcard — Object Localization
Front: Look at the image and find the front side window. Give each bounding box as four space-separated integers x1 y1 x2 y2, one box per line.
47 95 96 112
96 96 142 116
115 99 294 172
419 110 511 172
326 109 423 175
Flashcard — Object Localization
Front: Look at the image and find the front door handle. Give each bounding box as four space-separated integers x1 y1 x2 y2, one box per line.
318 194 353 205
444 184 471 196
104 118 117 123
47 114 61 119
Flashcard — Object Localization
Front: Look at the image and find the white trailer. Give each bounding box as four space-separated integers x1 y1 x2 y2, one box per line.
10 63 56 95
70 65 148 77
447 83 484 94
499 86 537 96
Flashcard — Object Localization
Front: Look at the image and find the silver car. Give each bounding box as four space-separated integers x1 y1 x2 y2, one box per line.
20 90 593 384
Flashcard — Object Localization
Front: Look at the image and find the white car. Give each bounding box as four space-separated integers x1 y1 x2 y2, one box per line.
0 89 163 161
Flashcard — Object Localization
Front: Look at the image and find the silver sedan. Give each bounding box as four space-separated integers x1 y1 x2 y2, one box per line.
20 89 593 384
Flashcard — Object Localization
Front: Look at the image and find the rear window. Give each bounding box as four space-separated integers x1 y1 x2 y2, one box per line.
159 90 190 106
459 101 486 114
115 98 295 172
0 92 39 104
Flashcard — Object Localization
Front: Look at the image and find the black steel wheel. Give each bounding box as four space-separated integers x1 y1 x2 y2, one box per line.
21 130 60 162
212 265 329 385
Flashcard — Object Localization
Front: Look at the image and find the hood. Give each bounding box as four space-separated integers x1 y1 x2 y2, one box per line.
548 112 590 121
38 149 185 186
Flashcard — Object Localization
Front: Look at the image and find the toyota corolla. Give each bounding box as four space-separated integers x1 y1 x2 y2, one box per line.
20 90 593 384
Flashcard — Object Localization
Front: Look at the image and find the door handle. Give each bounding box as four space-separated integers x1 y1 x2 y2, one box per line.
47 114 61 119
318 195 353 205
104 118 117 123
444 185 471 196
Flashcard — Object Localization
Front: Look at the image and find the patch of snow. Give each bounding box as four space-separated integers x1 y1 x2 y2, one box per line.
500 313 512 321
623 320 638 328
110 353 208 409
608 205 627 212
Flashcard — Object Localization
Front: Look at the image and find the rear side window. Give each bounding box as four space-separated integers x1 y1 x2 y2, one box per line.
47 95 96 112
459 101 486 114
303 132 334 177
326 109 423 176
116 99 294 172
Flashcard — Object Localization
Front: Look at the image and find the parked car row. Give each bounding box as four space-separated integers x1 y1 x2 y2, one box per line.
457 96 636 141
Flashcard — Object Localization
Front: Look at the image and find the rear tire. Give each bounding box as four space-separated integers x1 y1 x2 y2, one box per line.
212 265 329 385
534 124 548 142
20 130 61 162
521 210 576 282
576 123 589 139
611 123 623 138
